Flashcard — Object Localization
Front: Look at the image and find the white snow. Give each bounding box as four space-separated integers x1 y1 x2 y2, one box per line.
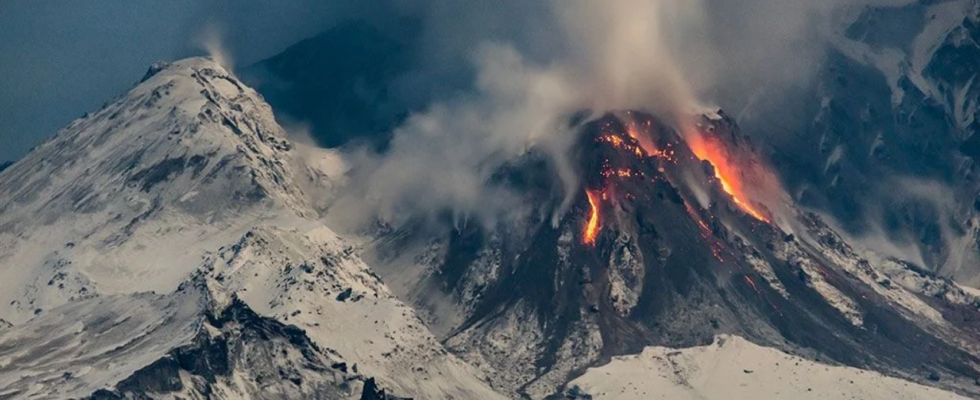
824 144 844 174
911 0 974 86
773 237 865 327
569 335 971 400
830 0 973 103
0 57 308 324
3 49 978 399
0 290 204 399
831 33 910 106
0 57 504 399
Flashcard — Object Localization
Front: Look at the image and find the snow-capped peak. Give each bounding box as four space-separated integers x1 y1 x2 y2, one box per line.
0 57 506 399
0 57 322 325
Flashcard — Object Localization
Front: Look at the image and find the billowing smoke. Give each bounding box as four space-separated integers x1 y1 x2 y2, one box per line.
328 43 581 229
329 0 710 228
324 0 922 230
854 178 980 285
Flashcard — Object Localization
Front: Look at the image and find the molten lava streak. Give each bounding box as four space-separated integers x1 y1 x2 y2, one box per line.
687 134 770 223
583 189 601 245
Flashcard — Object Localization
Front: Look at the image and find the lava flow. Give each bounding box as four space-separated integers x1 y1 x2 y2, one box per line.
686 132 770 223
583 189 601 245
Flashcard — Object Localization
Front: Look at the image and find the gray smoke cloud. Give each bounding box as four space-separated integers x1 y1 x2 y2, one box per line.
329 0 710 228
703 0 917 116
328 0 918 229
0 0 923 231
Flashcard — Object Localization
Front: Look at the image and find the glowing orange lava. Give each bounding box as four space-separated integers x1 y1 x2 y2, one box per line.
599 134 645 158
687 133 770 223
602 168 636 178
584 189 601 245
606 135 624 147
684 201 725 262
625 121 657 158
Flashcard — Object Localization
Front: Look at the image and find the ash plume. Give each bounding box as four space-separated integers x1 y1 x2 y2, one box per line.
325 0 925 231
329 0 706 229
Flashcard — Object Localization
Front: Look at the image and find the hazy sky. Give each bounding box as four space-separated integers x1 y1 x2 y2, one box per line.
0 0 357 163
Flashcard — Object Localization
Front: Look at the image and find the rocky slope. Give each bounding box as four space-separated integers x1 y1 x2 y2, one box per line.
367 111 980 399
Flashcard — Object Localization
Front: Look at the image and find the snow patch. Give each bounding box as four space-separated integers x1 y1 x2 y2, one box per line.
569 335 970 400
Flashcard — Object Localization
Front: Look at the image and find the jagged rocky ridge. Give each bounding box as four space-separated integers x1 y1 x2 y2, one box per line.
82 287 354 400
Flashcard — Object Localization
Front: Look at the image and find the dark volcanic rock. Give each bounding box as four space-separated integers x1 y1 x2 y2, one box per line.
84 297 350 399
360 377 413 400
336 287 354 302
372 112 980 398
129 156 187 192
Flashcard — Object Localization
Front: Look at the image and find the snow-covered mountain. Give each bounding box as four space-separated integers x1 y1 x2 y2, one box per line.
3 4 980 395
0 58 502 399
758 0 980 285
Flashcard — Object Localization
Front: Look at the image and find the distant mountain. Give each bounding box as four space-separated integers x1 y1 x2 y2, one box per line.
752 0 980 284
239 1 980 287
240 21 417 150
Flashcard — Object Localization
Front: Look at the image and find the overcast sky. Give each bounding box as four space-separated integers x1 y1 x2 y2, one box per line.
0 0 359 163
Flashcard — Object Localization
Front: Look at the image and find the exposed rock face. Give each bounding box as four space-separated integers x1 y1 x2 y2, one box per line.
359 377 413 400
0 57 309 326
84 295 352 400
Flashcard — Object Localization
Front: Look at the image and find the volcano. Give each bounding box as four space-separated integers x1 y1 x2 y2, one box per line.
0 54 978 400
368 110 980 398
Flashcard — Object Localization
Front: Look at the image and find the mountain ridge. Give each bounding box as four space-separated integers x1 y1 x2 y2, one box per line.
0 57 504 399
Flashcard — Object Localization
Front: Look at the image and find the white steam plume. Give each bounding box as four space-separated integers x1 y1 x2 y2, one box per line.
330 43 581 228
199 25 234 73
